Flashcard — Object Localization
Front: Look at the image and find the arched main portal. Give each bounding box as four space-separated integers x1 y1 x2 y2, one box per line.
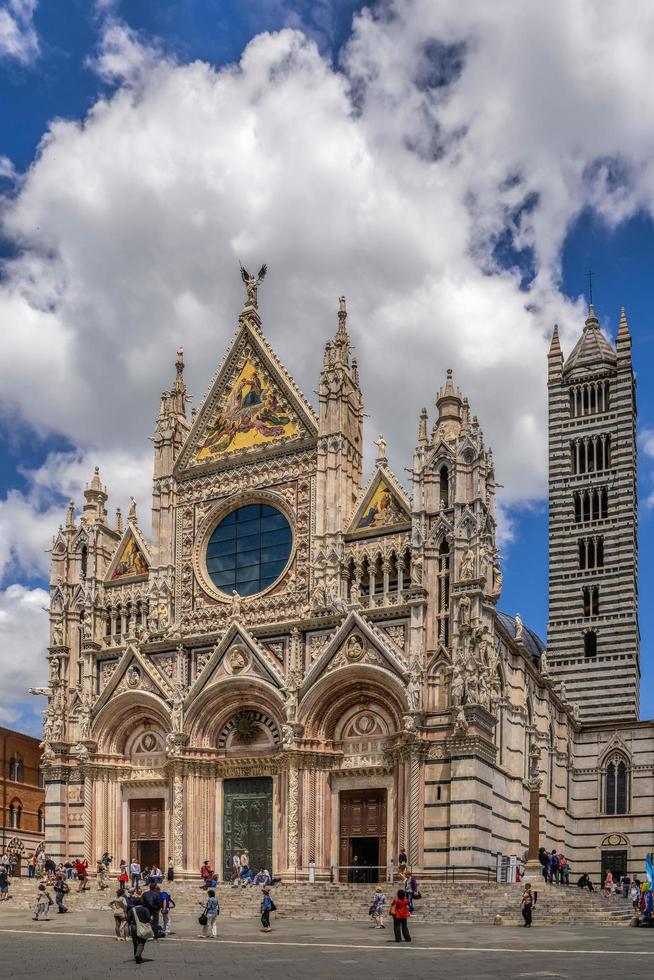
299 664 410 881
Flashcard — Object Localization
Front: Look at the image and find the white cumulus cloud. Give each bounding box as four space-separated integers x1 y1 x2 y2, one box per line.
0 3 654 675
0 0 39 64
0 584 49 732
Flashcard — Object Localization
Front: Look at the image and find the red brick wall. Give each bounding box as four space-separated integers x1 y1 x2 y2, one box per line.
0 727 45 855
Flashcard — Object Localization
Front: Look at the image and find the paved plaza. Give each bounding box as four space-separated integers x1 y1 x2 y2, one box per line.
0 909 653 979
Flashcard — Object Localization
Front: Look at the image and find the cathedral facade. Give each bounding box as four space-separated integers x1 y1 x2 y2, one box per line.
38 281 653 883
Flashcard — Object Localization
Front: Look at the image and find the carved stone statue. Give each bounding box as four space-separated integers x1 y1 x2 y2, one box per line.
78 694 93 739
128 496 137 523
29 687 51 698
374 434 387 460
460 549 475 581
157 606 170 633
540 651 549 676
458 594 471 627
282 676 300 723
559 680 568 703
491 563 503 597
240 263 267 308
165 732 182 758
406 671 422 712
514 613 523 641
229 590 242 619
528 741 541 782
403 714 416 734
51 621 64 647
126 665 141 689
281 723 295 747
410 554 423 585
453 707 468 737
450 662 465 706
171 685 184 732
73 741 90 761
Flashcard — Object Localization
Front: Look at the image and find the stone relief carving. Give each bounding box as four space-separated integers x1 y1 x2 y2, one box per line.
345 635 365 663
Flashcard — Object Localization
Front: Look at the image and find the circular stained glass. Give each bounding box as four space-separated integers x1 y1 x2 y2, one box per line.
205 503 292 597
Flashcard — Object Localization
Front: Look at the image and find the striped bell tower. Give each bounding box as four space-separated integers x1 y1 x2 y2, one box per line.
547 305 639 721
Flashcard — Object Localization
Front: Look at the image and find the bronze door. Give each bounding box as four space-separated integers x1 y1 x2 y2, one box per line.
339 788 387 882
129 798 164 865
223 777 273 880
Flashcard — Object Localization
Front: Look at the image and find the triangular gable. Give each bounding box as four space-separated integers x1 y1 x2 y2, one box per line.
93 641 174 715
428 439 455 467
105 523 150 584
347 465 411 536
301 610 409 697
175 320 318 474
185 621 284 704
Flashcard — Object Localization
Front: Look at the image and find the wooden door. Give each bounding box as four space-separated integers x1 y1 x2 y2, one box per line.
339 788 387 881
129 798 164 861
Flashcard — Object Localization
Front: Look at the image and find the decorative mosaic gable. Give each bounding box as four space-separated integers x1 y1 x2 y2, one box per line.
358 479 406 529
176 320 318 473
195 356 300 462
348 467 411 536
104 525 150 584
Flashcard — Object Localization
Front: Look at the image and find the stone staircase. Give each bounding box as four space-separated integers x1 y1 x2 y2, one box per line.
0 878 633 926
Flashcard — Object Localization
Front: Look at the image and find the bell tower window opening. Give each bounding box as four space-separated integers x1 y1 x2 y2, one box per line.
439 465 449 508
436 540 450 648
584 630 597 658
582 586 599 617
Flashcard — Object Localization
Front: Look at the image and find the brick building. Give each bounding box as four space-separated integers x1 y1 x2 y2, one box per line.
1 727 45 872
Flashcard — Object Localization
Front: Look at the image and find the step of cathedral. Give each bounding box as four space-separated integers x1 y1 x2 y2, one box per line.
0 879 634 926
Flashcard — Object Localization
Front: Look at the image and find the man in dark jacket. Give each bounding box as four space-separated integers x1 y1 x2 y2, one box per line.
127 899 151 963
141 882 163 936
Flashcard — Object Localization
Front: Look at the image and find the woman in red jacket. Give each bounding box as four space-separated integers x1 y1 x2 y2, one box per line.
389 888 411 943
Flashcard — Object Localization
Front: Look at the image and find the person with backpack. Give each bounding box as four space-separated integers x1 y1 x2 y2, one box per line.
370 885 386 928
198 888 219 938
260 886 275 932
141 881 164 937
53 874 69 913
389 889 411 943
127 898 153 964
160 886 176 935
520 882 536 926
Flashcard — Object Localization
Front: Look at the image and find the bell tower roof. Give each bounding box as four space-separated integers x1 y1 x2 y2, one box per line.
562 305 617 378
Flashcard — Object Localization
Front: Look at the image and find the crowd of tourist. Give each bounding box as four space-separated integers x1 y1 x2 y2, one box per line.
6 841 654 961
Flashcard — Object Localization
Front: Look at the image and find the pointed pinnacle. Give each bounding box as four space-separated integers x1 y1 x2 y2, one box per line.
548 324 562 357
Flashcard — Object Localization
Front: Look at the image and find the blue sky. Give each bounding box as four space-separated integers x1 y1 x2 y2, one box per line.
1 0 654 733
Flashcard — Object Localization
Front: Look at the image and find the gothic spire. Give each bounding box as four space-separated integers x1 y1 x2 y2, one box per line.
418 407 428 447
332 295 351 367
548 324 563 381
169 347 188 420
82 466 108 524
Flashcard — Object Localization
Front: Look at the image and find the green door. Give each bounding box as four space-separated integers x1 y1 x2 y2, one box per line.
223 777 273 879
